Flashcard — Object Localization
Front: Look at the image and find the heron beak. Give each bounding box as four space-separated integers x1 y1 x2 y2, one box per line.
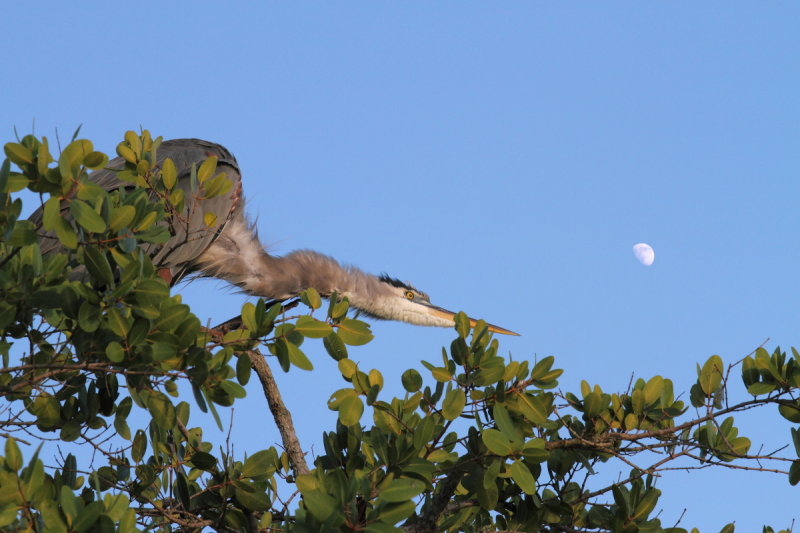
424 303 520 336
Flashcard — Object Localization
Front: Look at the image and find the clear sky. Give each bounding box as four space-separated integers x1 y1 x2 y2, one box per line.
3 3 798 530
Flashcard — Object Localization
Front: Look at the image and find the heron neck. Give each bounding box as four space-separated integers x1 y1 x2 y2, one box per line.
196 219 389 303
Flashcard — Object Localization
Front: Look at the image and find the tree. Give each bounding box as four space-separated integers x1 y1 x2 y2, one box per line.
0 130 798 533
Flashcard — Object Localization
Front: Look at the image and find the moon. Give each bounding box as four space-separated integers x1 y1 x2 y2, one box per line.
632 243 655 266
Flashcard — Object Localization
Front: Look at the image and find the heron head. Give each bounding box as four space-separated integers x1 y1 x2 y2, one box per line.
351 275 518 335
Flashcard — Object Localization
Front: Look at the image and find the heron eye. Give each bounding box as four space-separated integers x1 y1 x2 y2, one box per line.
405 291 414 300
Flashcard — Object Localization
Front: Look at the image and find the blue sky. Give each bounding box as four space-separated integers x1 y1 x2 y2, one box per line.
3 3 798 529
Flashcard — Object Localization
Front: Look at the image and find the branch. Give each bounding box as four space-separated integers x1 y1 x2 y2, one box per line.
247 349 310 477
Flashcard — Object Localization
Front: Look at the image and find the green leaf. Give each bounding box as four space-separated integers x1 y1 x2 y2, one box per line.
1 171 29 193
235 482 271 511
33 395 61 427
131 431 147 463
295 316 333 338
376 500 416 524
242 450 274 478
59 485 80 523
508 460 536 493
302 490 340 522
189 451 216 471
204 173 232 198
779 403 800 423
431 367 452 382
42 197 61 231
4 142 33 165
108 205 136 231
401 369 423 392
442 388 466 421
380 478 426 502
161 158 177 189
699 355 724 395
241 302 257 331
105 342 125 363
83 247 114 285
454 311 471 338
70 199 107 233
236 353 252 385
482 429 514 456
746 382 775 396
493 404 521 442
82 150 107 169
147 392 176 429
113 416 131 440
197 156 217 183
116 143 137 164
300 288 322 309
5 438 22 471
338 358 357 379
323 332 348 360
789 460 800 486
514 391 550 426
54 218 78 249
338 395 364 426
72 501 102 531
337 318 374 345
7 220 36 247
285 340 313 370
105 307 130 336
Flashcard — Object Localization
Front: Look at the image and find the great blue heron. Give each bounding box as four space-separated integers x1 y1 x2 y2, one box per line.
35 138 517 335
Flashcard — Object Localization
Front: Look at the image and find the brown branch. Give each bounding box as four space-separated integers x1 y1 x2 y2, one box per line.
247 349 310 477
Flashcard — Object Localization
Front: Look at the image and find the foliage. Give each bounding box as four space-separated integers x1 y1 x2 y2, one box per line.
0 130 798 532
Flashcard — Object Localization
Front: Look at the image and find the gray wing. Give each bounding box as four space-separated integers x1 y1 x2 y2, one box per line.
29 138 243 285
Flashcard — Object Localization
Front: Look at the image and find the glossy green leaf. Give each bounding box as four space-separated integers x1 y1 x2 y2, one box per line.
302 490 339 522
789 460 800 486
105 342 125 363
4 142 33 165
442 388 466 421
323 332 348 360
337 318 374 345
338 395 364 426
401 369 422 392
285 340 313 370
300 288 322 309
70 199 106 233
4 438 22 471
131 430 147 463
508 460 536 493
83 247 114 285
161 157 177 189
72 501 102 531
83 151 107 169
236 353 252 385
699 355 724 395
147 392 176 429
482 429 513 456
108 205 135 232
242 450 274 478
493 404 521 442
295 316 333 338
197 156 217 183
380 478 425 502
54 218 78 249
375 500 417 524
235 483 270 511
204 173 232 198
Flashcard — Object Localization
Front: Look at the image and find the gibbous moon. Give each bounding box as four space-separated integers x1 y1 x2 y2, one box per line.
632 243 655 266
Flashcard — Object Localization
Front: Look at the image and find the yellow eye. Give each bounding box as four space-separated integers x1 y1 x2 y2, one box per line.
405 291 414 300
